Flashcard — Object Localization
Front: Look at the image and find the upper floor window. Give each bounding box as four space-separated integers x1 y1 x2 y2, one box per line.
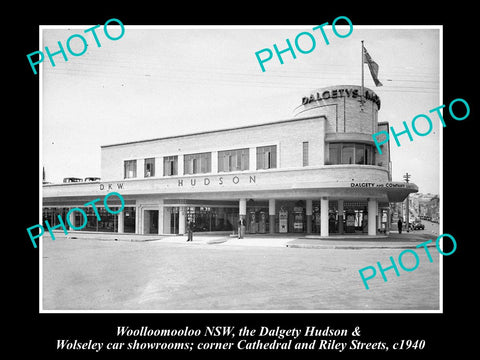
256 145 277 170
144 158 155 177
302 142 309 166
218 148 249 172
124 160 137 179
328 143 374 165
163 155 178 176
184 152 211 175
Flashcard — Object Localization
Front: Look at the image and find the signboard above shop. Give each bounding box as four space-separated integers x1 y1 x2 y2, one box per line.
43 166 416 204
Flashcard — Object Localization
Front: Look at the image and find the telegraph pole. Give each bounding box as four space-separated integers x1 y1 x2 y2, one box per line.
403 173 411 232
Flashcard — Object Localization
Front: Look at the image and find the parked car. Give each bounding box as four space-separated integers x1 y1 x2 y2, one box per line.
63 177 83 183
84 177 101 182
412 220 425 230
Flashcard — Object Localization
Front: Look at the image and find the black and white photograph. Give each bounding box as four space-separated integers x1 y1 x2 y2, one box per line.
15 6 476 357
39 25 441 312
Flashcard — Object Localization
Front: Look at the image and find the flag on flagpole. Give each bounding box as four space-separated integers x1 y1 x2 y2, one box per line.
363 46 383 87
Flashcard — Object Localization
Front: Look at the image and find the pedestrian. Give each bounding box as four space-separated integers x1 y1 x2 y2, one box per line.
237 219 243 239
397 218 403 234
187 221 193 242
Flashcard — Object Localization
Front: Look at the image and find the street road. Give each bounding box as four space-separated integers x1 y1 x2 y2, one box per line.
41 235 440 311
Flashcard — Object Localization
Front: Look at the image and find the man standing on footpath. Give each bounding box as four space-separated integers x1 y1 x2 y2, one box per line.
187 221 193 242
397 218 403 234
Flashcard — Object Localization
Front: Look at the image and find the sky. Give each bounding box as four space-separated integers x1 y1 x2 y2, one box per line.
41 25 441 194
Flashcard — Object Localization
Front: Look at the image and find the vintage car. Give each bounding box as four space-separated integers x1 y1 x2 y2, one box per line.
412 220 425 230
62 177 83 183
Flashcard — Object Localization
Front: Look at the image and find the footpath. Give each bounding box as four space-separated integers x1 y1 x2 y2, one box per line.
284 232 437 249
65 231 438 249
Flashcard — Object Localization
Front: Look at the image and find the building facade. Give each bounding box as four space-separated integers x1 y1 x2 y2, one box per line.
43 85 418 237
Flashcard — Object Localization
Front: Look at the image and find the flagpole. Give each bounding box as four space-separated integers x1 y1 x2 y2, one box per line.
361 40 364 101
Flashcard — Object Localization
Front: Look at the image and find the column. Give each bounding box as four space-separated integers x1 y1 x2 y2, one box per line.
239 198 247 218
179 206 186 235
338 199 344 234
239 198 247 238
138 159 144 178
118 211 124 233
68 209 76 230
368 199 377 236
269 199 276 234
306 199 312 234
376 205 382 230
212 151 218 174
249 147 256 171
320 197 329 237
178 155 184 176
143 210 150 234
158 201 164 235
155 157 163 177
135 206 141 234
386 207 390 234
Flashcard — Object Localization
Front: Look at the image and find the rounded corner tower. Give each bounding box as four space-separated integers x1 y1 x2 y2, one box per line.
294 85 381 144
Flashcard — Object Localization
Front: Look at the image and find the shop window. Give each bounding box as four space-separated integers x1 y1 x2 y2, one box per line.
144 158 155 177
123 207 136 233
42 207 68 227
83 206 100 231
218 148 249 172
328 143 375 165
186 206 238 232
163 156 178 176
328 143 341 164
124 160 137 179
341 144 354 164
97 207 118 232
365 145 372 165
256 145 277 170
355 144 365 165
184 152 211 175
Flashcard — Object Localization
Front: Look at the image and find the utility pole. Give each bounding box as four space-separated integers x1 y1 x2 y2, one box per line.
403 173 411 232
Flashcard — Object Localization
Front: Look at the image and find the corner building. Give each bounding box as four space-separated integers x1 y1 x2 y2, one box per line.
43 85 418 237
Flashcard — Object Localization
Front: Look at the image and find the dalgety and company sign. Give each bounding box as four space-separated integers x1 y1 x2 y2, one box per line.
350 182 406 188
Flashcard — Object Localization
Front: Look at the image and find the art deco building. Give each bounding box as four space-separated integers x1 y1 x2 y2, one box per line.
43 85 418 237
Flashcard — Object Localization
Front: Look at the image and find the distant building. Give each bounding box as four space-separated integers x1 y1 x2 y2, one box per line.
398 193 439 223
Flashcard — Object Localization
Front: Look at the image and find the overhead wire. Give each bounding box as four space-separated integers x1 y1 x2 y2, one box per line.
42 50 440 95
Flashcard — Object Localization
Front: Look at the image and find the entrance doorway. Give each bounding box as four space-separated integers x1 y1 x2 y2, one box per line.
328 200 369 234
170 207 179 234
144 210 159 234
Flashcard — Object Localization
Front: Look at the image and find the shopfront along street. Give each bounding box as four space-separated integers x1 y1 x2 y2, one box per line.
42 85 418 241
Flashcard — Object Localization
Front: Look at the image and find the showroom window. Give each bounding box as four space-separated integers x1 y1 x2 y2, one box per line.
328 143 375 165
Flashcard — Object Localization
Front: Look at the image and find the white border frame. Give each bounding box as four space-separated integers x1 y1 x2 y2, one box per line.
39 24 443 314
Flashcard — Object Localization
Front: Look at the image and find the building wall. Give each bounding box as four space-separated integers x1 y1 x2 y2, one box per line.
294 85 389 174
376 122 391 176
294 85 380 136
100 116 326 181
